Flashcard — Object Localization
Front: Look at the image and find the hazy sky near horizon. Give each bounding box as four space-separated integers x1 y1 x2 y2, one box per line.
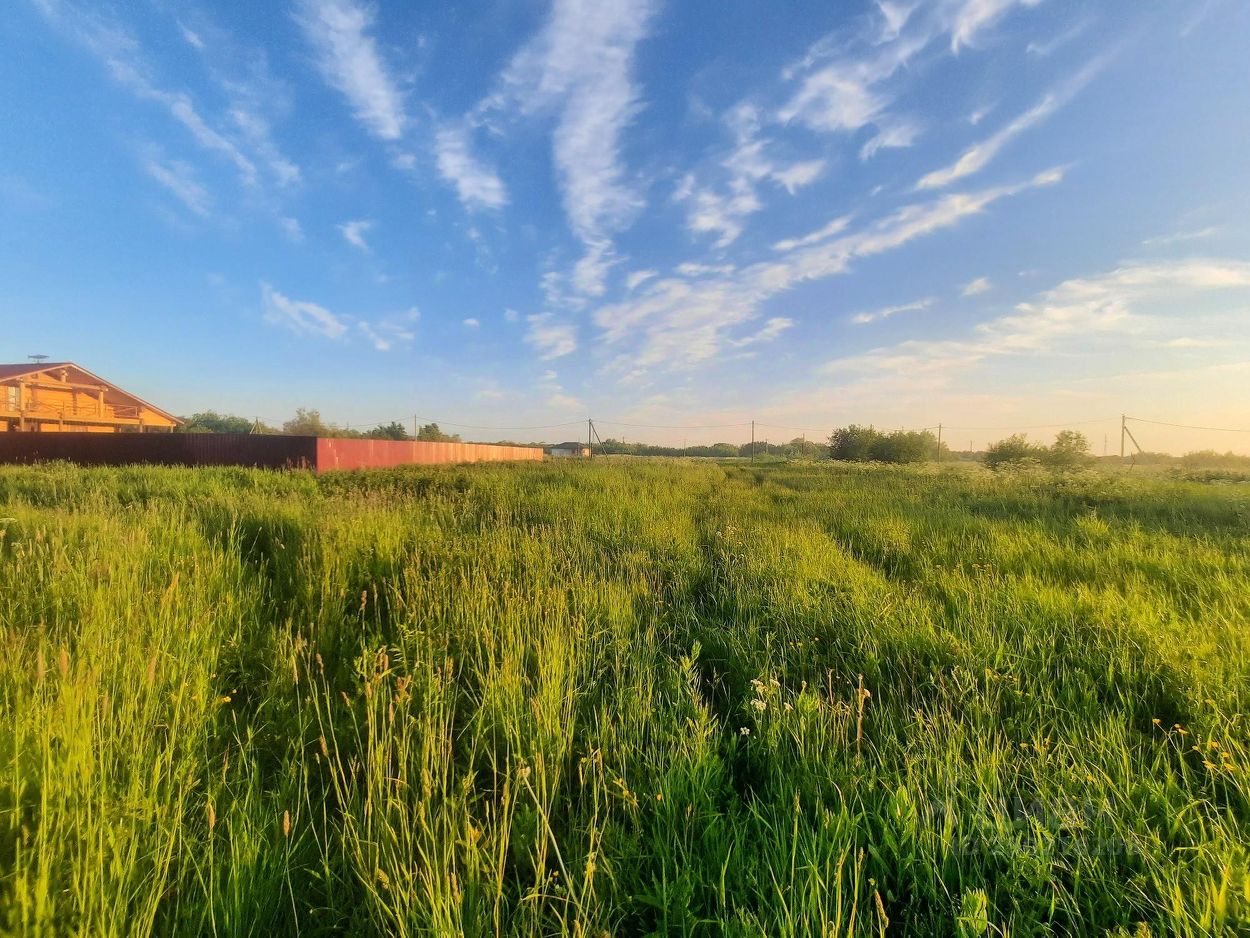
3 0 1249 451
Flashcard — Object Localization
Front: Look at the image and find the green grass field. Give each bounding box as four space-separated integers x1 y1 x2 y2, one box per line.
1 460 1247 936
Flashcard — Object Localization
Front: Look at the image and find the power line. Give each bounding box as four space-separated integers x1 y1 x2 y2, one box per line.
756 422 830 433
337 416 413 429
1126 416 1250 434
251 414 586 433
757 422 939 434
410 418 586 431
218 410 1249 449
938 417 1116 431
593 418 751 430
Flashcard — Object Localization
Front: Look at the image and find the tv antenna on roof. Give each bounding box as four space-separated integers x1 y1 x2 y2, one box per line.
27 354 49 364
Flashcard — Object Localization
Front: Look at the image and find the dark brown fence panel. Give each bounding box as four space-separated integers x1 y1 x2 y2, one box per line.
314 438 544 472
0 433 318 469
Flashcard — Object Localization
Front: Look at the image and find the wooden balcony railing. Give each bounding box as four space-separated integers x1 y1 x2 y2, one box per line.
0 400 143 422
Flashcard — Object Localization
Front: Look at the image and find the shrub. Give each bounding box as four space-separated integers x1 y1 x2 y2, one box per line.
829 425 880 461
829 426 938 463
986 430 1094 470
1046 430 1093 468
984 434 1046 469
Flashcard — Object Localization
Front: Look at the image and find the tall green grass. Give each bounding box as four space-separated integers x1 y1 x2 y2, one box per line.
0 460 1247 935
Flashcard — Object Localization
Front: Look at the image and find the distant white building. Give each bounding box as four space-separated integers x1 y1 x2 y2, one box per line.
548 441 591 458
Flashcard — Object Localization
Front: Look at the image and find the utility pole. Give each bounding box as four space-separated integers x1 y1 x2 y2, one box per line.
750 420 755 462
1121 417 1144 462
588 418 592 452
936 423 943 463
413 415 418 441
1120 414 1126 460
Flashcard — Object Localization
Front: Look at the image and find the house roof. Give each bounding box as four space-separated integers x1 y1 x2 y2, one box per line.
0 361 181 424
0 362 72 382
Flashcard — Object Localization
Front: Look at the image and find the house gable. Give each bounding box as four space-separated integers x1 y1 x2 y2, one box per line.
0 362 180 433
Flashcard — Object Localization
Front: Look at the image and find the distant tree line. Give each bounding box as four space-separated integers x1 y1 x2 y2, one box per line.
178 411 1250 470
594 437 828 459
1114 449 1250 470
178 411 460 442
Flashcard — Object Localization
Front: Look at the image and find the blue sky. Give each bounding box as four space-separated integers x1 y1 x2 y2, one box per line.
3 0 1249 451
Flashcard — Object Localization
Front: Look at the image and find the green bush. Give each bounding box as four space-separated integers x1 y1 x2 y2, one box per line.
829 425 939 463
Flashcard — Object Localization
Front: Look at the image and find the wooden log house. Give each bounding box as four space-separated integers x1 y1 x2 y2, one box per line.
0 362 180 433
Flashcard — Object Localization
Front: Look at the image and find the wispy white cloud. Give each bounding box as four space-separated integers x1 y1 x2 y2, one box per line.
779 0 1033 135
821 259 1250 387
229 107 301 187
1043 258 1250 297
435 124 508 211
1026 18 1091 57
594 168 1064 371
778 61 890 134
35 1 303 197
525 313 578 359
626 269 658 291
677 103 827 247
357 308 419 350
946 0 1045 52
0 174 52 211
967 103 995 125
772 216 852 253
918 54 1109 190
162 93 259 184
675 174 760 250
503 307 520 323
494 0 656 296
546 391 584 411
33 1 263 186
279 216 304 242
177 20 205 50
772 160 827 192
295 0 406 141
918 99 1059 190
169 10 302 189
1157 336 1226 349
262 283 349 339
729 317 795 347
962 276 992 296
851 297 934 324
1142 227 1219 247
463 317 480 328
777 0 1036 171
339 219 373 250
142 155 211 217
860 119 922 160
262 284 418 349
1179 0 1223 38
356 322 392 350
875 1 917 43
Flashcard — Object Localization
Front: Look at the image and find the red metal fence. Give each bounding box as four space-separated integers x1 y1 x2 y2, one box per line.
315 438 544 471
0 433 544 472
